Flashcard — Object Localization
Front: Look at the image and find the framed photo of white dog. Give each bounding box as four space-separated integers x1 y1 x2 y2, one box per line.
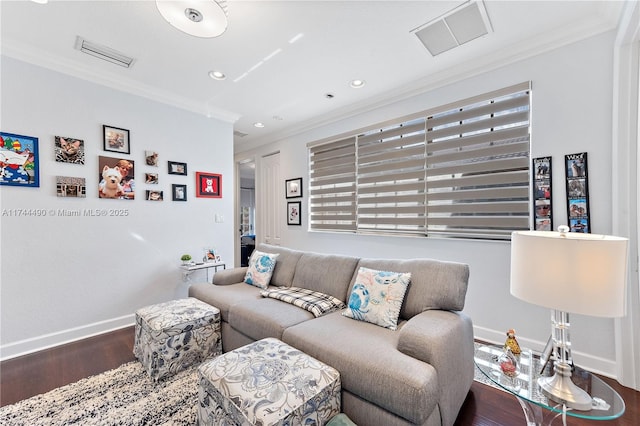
98 156 135 199
196 172 221 198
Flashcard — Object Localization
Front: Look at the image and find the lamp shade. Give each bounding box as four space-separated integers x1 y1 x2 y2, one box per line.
510 230 628 317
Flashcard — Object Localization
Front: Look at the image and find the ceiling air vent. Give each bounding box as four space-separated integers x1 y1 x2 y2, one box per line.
74 36 135 68
412 0 492 56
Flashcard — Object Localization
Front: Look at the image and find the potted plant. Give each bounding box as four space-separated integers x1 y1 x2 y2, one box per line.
181 254 192 265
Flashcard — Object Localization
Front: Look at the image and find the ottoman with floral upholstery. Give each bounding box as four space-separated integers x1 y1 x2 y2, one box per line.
134 297 222 381
197 337 341 426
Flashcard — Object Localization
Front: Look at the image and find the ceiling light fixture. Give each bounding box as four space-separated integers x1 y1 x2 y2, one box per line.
349 79 365 88
156 0 228 38
253 122 265 128
208 70 226 80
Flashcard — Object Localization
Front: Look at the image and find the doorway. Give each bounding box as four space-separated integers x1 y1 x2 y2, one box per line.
238 159 256 266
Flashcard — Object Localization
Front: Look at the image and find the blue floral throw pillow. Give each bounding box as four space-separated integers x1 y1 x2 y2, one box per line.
342 267 411 330
243 251 279 289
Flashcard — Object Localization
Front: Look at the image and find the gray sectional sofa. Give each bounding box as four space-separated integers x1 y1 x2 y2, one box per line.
188 244 474 426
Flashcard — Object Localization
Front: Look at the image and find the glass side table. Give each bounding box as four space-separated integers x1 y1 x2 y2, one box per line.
474 344 625 425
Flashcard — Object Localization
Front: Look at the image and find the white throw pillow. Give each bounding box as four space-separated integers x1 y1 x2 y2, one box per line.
243 251 279 289
342 267 411 330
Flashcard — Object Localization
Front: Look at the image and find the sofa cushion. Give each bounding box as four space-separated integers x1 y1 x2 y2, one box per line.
353 258 469 320
282 312 438 425
244 250 279 289
257 244 304 287
342 267 410 330
291 252 360 302
228 298 315 341
261 286 346 318
188 282 262 322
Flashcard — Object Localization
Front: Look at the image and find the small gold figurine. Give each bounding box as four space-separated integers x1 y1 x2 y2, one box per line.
504 328 522 355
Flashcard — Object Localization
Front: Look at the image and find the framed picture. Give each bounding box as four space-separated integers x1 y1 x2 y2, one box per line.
565 152 590 233
145 173 159 184
532 156 552 231
56 176 86 197
285 177 303 198
103 125 130 154
98 156 135 199
168 161 187 176
145 150 158 166
196 172 221 198
204 248 216 262
172 184 187 201
146 190 163 201
287 201 301 226
0 131 39 187
55 136 85 164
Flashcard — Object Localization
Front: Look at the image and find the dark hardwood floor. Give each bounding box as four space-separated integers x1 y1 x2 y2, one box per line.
1 327 638 425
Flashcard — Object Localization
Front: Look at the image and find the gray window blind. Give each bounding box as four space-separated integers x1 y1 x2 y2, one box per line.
307 82 531 240
357 118 427 234
309 137 357 231
425 83 531 239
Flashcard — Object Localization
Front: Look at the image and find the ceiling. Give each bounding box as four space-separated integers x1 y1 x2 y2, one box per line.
0 1 628 152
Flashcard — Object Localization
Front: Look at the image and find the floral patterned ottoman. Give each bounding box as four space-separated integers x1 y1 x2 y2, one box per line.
134 297 222 381
197 337 341 426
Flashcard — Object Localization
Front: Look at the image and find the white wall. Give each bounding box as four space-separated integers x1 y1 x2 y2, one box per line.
237 30 632 379
0 57 235 359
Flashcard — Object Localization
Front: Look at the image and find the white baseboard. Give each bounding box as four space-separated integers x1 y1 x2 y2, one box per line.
0 314 135 362
473 325 618 380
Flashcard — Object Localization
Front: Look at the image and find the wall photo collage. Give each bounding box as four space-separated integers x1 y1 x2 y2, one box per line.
1 126 223 204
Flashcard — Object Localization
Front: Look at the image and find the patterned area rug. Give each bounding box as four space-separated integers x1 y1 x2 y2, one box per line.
0 361 198 425
0 347 502 425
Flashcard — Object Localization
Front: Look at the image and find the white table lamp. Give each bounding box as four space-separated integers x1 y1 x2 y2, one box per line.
510 226 628 410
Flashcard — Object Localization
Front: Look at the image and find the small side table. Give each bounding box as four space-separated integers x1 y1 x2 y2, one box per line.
474 344 625 425
180 262 226 283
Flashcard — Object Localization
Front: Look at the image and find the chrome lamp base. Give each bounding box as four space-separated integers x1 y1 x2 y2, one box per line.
538 362 592 411
540 309 593 411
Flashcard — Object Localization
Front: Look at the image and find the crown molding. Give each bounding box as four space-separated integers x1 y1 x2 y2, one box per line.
1 39 241 124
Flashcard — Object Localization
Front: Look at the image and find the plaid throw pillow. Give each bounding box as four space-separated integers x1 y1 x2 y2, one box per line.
260 287 346 318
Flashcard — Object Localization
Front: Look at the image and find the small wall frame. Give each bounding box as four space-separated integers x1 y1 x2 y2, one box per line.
103 125 130 154
168 161 187 176
287 201 301 225
285 177 303 198
565 152 590 233
172 184 187 201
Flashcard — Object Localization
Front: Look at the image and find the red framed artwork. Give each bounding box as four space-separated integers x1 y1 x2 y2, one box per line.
196 172 222 198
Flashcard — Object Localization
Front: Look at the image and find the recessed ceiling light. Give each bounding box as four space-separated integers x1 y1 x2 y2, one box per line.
253 122 265 128
208 70 226 80
31 0 48 4
349 79 365 88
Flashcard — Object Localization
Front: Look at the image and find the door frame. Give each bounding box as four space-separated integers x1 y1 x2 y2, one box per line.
235 156 256 267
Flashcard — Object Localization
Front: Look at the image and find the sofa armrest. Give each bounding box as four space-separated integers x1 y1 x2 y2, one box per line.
212 267 248 285
397 310 474 426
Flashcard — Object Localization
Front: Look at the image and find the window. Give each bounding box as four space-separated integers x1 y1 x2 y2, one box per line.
308 82 531 240
309 137 357 231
